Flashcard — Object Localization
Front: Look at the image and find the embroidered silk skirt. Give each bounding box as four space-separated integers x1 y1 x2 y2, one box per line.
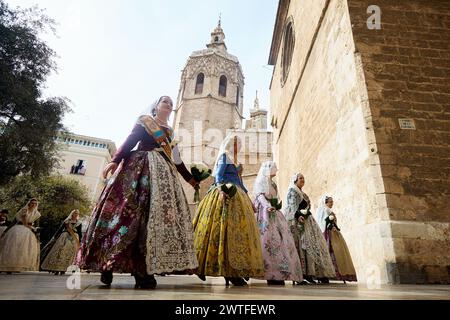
254 195 303 282
0 225 40 272
289 218 336 279
193 185 264 278
324 229 357 282
76 150 198 275
41 231 79 272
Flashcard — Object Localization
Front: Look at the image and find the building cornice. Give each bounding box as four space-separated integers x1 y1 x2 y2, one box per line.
268 0 291 66
58 132 117 156
275 0 331 144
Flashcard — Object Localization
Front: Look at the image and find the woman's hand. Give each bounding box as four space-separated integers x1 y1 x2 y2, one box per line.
188 177 199 188
298 216 305 224
103 162 118 179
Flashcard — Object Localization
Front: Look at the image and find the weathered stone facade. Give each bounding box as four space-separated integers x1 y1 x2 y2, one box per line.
268 0 450 284
348 0 450 284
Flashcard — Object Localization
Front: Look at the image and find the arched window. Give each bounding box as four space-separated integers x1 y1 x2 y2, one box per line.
281 19 295 85
214 36 219 42
235 86 240 105
195 73 204 94
219 75 227 97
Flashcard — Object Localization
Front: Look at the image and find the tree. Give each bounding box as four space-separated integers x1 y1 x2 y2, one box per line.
0 174 92 246
0 0 70 185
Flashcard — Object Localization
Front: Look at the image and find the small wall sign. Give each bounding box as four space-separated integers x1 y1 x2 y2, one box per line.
398 118 416 130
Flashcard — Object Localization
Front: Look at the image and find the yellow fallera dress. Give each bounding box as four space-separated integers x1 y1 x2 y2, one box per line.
193 154 264 278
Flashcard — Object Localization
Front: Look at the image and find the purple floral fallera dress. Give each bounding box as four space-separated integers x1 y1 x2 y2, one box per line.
76 117 198 276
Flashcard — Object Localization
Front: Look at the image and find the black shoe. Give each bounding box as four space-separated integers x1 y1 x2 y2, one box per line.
100 270 113 286
267 280 285 286
224 277 247 286
197 274 206 281
318 277 329 284
304 276 317 284
134 274 157 289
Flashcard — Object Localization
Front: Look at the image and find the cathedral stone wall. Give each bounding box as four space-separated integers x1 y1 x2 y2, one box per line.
348 0 450 283
269 0 450 284
270 0 395 285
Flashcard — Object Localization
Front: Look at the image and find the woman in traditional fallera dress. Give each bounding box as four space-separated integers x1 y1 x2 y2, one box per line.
41 210 82 275
316 195 357 283
253 161 303 285
284 173 335 284
193 134 264 286
76 96 199 289
0 199 41 273
0 210 11 238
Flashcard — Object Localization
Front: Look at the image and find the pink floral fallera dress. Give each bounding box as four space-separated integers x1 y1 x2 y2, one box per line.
253 182 303 282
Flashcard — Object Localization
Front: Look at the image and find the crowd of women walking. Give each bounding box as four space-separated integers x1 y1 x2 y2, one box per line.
0 201 83 276
0 95 357 289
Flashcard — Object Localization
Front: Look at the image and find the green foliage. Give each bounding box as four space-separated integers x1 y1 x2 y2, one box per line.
0 174 92 246
191 166 212 182
0 0 71 185
269 198 282 210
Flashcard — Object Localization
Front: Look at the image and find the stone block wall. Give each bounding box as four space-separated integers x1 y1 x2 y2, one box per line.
348 0 450 283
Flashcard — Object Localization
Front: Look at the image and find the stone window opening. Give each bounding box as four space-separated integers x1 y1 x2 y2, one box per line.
236 86 240 105
214 36 219 42
219 75 227 97
195 73 204 94
281 19 295 86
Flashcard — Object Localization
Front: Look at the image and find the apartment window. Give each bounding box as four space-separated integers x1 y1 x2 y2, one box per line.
70 160 86 175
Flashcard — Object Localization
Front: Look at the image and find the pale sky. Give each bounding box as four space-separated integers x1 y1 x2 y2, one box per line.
6 0 277 146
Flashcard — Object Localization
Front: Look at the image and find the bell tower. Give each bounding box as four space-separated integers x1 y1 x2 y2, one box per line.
173 19 245 168
172 19 246 213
